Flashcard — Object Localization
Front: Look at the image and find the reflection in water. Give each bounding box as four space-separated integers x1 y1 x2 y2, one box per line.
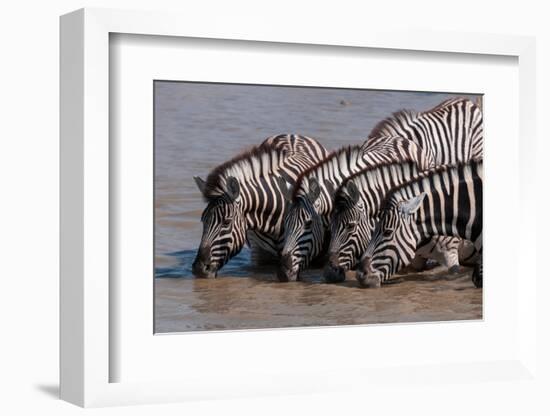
155 248 253 278
155 246 325 281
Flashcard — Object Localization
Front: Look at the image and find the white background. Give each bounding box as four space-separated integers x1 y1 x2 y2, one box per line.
113 34 519 383
1 1 549 415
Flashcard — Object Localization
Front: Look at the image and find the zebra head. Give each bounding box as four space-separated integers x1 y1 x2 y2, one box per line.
192 175 247 278
324 180 370 283
278 177 324 282
356 192 426 288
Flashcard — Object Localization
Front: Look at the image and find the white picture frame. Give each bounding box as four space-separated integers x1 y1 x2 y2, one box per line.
60 7 538 408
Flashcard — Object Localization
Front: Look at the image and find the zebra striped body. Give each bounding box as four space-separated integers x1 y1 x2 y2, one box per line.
369 97 483 164
192 134 327 278
326 168 476 282
357 161 483 288
326 161 437 281
326 98 483 278
278 135 433 281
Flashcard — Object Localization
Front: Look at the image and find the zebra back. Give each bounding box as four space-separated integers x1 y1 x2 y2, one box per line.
291 136 435 216
369 97 483 164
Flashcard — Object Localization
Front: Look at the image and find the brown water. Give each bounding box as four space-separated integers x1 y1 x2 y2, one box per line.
154 82 481 332
155 266 482 333
154 81 478 279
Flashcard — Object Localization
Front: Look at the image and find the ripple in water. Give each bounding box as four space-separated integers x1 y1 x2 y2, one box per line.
155 246 325 283
155 248 254 279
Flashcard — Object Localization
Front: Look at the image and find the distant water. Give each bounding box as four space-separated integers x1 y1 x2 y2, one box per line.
154 81 479 278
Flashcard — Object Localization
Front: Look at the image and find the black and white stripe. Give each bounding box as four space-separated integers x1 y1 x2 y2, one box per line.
191 134 328 278
357 160 483 288
326 161 431 282
326 166 474 282
277 136 434 281
369 97 483 164
326 98 483 278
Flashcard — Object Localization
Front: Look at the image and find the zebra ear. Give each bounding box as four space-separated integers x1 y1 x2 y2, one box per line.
346 181 360 205
193 176 207 196
226 176 240 201
277 176 293 202
399 192 426 215
308 177 321 203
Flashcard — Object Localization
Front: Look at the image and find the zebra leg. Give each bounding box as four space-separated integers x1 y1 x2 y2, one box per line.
458 239 479 267
472 252 483 288
416 237 461 273
441 247 461 274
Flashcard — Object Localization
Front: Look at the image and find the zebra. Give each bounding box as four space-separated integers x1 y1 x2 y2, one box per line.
326 161 483 281
325 97 483 279
191 134 328 278
370 97 483 164
277 135 435 282
325 161 462 282
357 160 483 289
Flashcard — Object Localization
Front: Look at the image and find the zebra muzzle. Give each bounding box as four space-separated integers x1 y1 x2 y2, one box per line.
277 253 299 282
192 259 218 278
323 253 346 283
191 259 218 279
192 247 218 278
356 257 382 288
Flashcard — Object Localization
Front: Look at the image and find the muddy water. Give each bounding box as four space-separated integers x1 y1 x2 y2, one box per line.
154 82 481 332
155 267 482 333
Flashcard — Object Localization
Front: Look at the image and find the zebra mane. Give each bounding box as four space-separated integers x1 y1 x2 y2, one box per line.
333 159 421 206
201 140 285 201
369 97 474 139
379 160 482 210
291 144 364 201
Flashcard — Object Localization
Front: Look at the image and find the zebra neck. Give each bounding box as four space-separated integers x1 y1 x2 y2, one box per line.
356 162 422 216
243 203 284 237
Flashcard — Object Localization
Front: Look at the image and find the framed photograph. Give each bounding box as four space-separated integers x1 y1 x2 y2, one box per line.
153 81 483 334
60 8 538 407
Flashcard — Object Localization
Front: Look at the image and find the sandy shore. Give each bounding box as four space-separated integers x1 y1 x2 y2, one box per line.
154 266 482 333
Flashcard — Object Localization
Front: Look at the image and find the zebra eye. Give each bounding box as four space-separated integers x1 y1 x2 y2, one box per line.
222 219 232 227
383 229 394 238
346 222 356 230
304 219 312 228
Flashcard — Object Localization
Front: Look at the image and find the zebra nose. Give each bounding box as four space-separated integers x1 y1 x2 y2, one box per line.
357 257 382 288
323 253 346 283
192 247 217 278
192 260 217 278
277 253 299 282
192 259 208 277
